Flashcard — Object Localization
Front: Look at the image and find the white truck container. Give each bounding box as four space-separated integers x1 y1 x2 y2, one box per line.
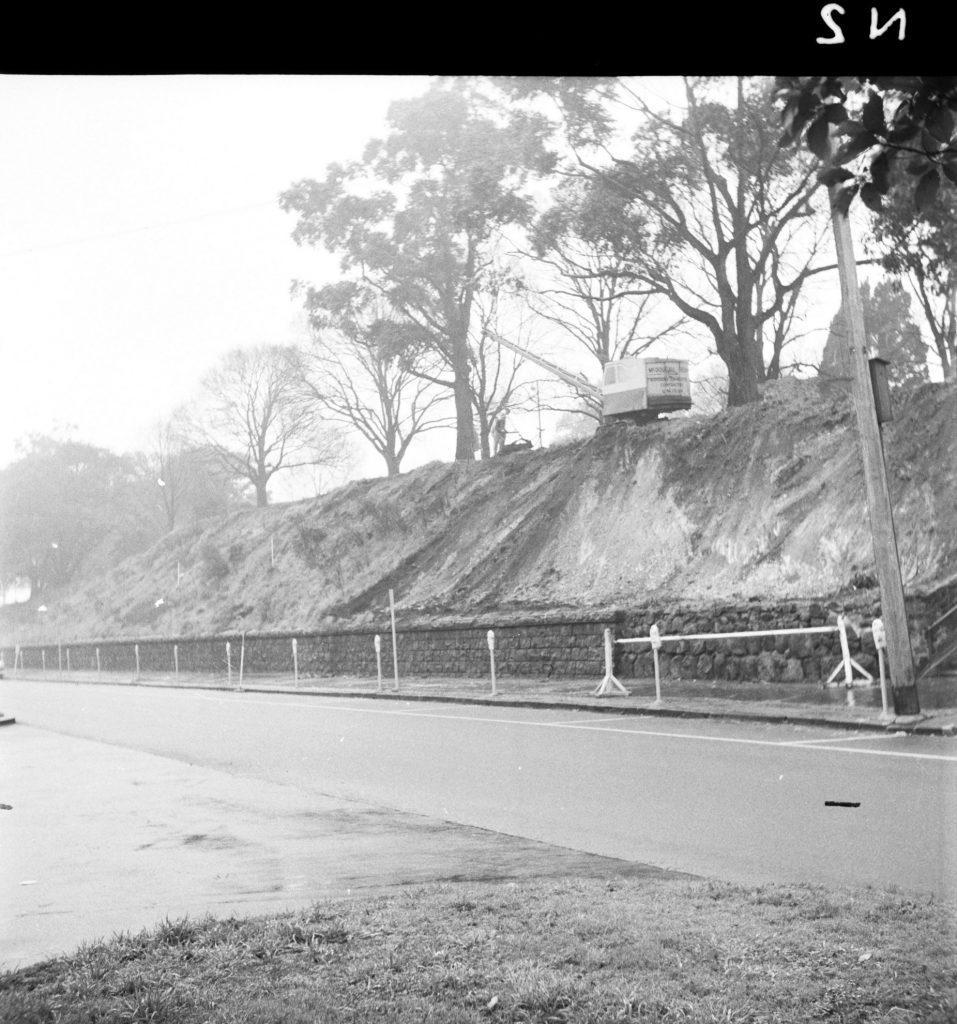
602 358 692 420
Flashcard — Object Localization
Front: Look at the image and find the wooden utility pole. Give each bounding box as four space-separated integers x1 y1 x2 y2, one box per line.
828 189 920 717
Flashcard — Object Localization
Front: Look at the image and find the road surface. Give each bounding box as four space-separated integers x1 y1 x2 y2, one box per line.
2 679 955 965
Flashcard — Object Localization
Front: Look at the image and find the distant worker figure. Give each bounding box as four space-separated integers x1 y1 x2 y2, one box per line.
493 414 507 455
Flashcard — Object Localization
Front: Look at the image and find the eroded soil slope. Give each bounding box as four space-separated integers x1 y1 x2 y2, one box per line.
17 379 957 640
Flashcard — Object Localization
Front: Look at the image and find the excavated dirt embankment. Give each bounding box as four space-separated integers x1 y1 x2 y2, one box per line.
10 379 956 641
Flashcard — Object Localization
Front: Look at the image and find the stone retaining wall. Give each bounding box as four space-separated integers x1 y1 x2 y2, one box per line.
617 603 853 683
1 616 612 682
2 596 931 685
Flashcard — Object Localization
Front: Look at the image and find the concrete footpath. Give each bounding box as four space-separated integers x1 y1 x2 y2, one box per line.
6 667 955 735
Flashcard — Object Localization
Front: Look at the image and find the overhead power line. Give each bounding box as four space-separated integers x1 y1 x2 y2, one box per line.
0 200 277 261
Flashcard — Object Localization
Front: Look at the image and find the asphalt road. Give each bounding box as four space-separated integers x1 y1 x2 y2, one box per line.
2 679 956 964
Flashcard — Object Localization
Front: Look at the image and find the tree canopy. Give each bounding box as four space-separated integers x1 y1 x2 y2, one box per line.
869 182 957 379
820 278 929 390
0 435 154 593
281 81 556 460
775 77 957 216
550 78 828 405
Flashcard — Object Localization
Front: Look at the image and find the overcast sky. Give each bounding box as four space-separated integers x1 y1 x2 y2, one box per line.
0 75 434 483
0 74 872 496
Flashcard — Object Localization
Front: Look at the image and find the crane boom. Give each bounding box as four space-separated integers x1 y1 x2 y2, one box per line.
489 331 602 399
489 329 691 423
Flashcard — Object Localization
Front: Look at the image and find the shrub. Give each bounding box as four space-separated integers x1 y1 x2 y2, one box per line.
199 541 229 583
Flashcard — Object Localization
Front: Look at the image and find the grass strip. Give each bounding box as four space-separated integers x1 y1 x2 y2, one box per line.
2 876 954 1023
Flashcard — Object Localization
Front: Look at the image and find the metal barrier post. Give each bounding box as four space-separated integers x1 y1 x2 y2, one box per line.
41 649 46 673
487 630 497 696
292 638 298 685
66 647 71 675
374 635 382 692
134 644 140 683
389 589 399 692
58 640 62 679
174 644 179 681
873 618 894 722
96 647 101 681
226 642 232 688
838 615 855 706
825 617 873 691
650 624 663 706
593 628 629 696
238 632 246 691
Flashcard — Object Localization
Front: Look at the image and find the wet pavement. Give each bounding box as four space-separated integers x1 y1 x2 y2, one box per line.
0 722 677 970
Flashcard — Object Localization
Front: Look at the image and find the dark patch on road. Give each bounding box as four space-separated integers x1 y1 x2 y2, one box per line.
824 801 861 808
181 833 246 849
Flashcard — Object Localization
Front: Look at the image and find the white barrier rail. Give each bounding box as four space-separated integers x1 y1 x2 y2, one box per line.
6 612 884 708
608 615 877 707
616 626 837 642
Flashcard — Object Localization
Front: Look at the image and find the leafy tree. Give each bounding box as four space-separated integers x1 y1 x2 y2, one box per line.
280 81 555 461
503 76 834 407
869 185 957 380
0 435 151 593
185 345 342 507
819 278 929 389
301 281 451 477
598 78 832 405
775 76 957 216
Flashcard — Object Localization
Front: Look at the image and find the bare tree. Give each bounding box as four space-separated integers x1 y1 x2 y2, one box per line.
134 419 182 533
467 271 544 459
524 177 687 370
301 283 452 477
186 345 342 507
139 414 241 530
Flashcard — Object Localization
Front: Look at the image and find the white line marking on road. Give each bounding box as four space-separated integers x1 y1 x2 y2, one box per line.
786 733 904 745
193 692 957 763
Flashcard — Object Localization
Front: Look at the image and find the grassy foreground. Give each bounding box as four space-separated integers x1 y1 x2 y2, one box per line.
2 877 954 1023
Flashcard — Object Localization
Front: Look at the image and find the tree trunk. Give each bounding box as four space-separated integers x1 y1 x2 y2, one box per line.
478 410 491 460
254 479 269 507
384 451 401 477
451 336 475 462
944 284 956 380
721 337 762 407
